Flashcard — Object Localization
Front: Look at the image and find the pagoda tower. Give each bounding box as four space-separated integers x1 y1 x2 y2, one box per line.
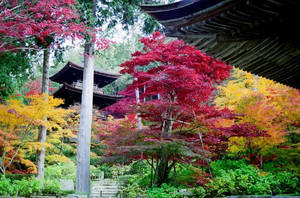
50 61 123 108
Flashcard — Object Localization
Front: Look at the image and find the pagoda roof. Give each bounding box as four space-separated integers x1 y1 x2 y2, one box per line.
140 0 300 89
50 61 121 88
53 83 123 109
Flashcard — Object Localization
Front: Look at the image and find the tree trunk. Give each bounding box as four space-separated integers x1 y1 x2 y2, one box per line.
37 49 50 180
156 151 170 186
131 27 142 130
76 42 94 195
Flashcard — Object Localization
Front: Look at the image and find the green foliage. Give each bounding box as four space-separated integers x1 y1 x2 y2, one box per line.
147 183 186 198
5 174 35 180
191 186 207 198
210 159 249 176
263 162 284 172
40 179 61 195
265 171 299 195
0 176 15 196
0 52 32 99
121 181 147 198
207 159 299 197
14 178 40 196
120 174 147 198
44 163 76 181
124 160 149 175
94 164 113 178
208 168 272 196
0 164 78 196
0 175 40 196
168 164 199 187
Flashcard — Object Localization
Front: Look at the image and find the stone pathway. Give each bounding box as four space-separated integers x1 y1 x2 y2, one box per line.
91 179 121 198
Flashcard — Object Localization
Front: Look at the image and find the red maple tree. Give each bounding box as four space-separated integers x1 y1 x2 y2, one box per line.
0 0 86 51
99 32 268 186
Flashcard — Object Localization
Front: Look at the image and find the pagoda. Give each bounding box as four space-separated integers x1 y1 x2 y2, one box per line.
50 61 123 108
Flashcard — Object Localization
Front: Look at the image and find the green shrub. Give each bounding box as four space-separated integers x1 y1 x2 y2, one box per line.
265 171 299 195
207 167 272 196
125 161 149 175
95 164 113 178
14 178 40 197
44 163 76 181
0 175 40 196
118 175 133 186
210 159 248 176
191 186 207 198
40 179 61 195
147 183 185 198
0 176 15 196
168 164 210 187
5 174 35 180
121 182 147 198
207 159 299 197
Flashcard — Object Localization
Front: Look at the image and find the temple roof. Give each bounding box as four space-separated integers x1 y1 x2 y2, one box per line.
53 83 123 109
50 61 121 88
141 0 300 89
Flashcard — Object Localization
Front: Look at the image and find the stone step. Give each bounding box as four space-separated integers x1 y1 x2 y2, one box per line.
90 192 120 198
93 183 119 186
92 184 120 186
91 179 121 198
92 189 120 192
92 186 120 189
92 190 120 194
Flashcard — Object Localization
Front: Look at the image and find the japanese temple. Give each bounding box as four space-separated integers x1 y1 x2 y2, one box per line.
50 61 123 108
140 0 300 89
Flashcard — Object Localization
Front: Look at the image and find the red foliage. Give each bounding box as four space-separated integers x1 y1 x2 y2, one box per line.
0 0 111 52
120 32 231 110
99 33 267 184
0 0 86 51
23 79 56 96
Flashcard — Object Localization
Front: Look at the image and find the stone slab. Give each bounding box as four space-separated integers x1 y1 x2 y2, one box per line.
59 179 74 191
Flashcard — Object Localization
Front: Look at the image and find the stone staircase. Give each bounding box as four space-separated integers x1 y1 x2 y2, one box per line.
91 179 121 198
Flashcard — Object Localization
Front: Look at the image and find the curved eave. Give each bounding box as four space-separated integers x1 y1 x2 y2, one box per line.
141 0 300 89
50 61 121 88
140 0 194 12
53 83 123 109
185 36 300 89
140 0 233 27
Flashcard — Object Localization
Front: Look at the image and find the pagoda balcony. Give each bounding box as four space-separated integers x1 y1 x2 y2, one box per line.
50 61 123 108
72 80 106 95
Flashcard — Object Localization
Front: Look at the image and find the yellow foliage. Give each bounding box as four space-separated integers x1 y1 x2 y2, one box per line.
0 94 72 173
20 158 37 174
215 68 300 155
46 154 71 164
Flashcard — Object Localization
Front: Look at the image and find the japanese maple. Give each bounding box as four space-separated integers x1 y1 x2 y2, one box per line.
216 69 300 168
0 0 85 51
100 32 266 186
0 94 71 175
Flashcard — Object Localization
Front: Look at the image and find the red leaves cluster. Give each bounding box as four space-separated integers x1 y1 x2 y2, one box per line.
0 0 85 51
100 32 267 173
120 32 231 110
23 79 56 96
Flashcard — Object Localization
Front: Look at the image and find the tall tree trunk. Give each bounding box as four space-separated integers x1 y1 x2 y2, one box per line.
131 27 142 130
76 0 96 194
37 48 50 179
76 42 94 195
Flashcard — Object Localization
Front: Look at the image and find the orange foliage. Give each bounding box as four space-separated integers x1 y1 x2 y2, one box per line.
216 69 300 157
0 94 71 174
